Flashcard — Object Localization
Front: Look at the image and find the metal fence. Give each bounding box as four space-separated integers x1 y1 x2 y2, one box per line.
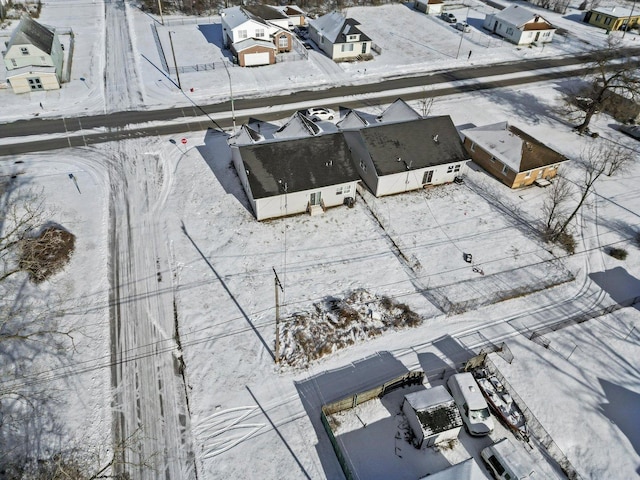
168 62 216 74
162 17 219 26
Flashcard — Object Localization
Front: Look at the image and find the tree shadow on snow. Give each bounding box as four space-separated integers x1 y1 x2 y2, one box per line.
294 351 409 479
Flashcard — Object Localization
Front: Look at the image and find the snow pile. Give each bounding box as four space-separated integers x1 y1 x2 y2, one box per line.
280 289 421 368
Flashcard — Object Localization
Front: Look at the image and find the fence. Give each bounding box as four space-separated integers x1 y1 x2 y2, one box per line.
162 17 219 26
168 62 216 74
320 370 425 480
480 356 582 480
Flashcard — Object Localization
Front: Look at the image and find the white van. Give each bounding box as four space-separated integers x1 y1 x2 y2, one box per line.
481 438 538 479
446 372 494 436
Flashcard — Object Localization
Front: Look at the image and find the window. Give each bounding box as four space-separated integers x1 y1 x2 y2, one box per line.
11 59 17 67
470 142 475 152
604 17 612 25
422 170 433 184
361 43 367 54
238 30 248 39
278 36 288 48
454 164 461 172
341 43 354 52
501 165 509 175
27 77 43 90
359 159 367 172
525 171 531 179
447 165 454 173
255 28 265 38
490 156 496 163
488 456 506 476
506 27 514 35
336 185 352 195
543 31 550 37
20 47 29 55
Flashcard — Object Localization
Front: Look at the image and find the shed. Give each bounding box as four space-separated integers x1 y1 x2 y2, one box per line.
402 386 463 448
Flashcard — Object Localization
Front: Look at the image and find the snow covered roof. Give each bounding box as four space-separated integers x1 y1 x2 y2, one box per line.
351 116 469 176
419 458 489 480
7 15 56 55
5 65 57 77
590 5 638 18
376 98 422 123
336 109 369 130
461 122 568 172
491 5 550 28
220 6 268 30
232 38 277 53
405 385 454 410
405 386 463 436
275 5 306 17
237 133 360 198
309 11 371 44
273 112 321 139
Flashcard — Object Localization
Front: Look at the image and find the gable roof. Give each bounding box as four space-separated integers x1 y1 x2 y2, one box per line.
243 5 289 21
238 134 360 199
353 116 469 176
309 11 371 44
337 109 369 130
492 5 552 28
461 122 568 172
405 387 463 437
232 37 277 52
273 112 321 139
420 458 489 480
221 6 268 30
376 98 422 123
7 15 55 55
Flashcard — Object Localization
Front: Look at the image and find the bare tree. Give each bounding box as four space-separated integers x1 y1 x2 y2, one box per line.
542 176 572 239
553 142 633 240
569 37 640 134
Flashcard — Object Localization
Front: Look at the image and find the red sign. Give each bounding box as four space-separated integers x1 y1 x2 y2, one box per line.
181 138 187 145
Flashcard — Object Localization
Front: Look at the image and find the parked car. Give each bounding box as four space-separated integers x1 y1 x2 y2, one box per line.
440 12 457 23
481 438 539 480
447 372 494 436
455 21 470 32
620 124 640 141
302 40 313 50
306 107 335 121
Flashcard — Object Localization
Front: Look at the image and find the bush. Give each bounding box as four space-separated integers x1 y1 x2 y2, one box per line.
557 231 576 254
607 247 628 260
19 226 75 283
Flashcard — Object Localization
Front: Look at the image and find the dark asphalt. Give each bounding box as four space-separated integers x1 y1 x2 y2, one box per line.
1 48 639 157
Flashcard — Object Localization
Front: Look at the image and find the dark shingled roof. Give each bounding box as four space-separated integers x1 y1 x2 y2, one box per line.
243 5 288 21
7 15 55 55
359 116 468 176
238 134 360 199
416 403 463 436
337 18 371 43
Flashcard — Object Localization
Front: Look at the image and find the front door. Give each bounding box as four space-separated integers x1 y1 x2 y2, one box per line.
535 32 540 41
310 191 322 205
422 170 434 184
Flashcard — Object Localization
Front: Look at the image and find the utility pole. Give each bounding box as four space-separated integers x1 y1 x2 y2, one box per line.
622 0 637 39
168 31 181 90
157 0 164 25
273 267 284 364
222 58 237 133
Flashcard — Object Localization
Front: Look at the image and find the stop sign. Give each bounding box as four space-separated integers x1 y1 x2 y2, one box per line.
181 138 187 145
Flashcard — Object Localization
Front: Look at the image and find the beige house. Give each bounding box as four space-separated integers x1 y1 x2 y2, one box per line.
461 122 569 189
3 15 64 93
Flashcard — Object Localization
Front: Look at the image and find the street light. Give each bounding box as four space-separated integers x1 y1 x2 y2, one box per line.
222 57 237 134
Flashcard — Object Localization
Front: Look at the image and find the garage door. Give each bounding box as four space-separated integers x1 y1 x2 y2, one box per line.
244 52 270 66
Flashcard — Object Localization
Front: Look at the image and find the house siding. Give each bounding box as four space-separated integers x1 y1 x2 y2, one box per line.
235 45 275 66
464 137 517 187
375 163 465 197
331 41 370 60
483 14 555 45
273 31 292 52
585 10 640 31
7 71 60 93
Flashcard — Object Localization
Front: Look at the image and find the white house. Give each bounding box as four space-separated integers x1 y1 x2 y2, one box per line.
415 0 444 16
308 11 372 62
3 15 64 93
231 133 360 221
419 458 489 480
402 386 463 448
220 6 293 66
341 104 469 197
483 5 555 45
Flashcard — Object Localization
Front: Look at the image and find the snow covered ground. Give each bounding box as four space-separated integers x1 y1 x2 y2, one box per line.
1 0 639 479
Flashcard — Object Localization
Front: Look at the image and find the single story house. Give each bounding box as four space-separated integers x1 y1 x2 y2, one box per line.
483 5 555 45
419 458 489 480
3 15 64 93
231 134 360 220
308 11 372 62
461 121 569 189
415 0 444 15
221 6 293 65
342 112 469 197
583 6 640 32
402 386 463 449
